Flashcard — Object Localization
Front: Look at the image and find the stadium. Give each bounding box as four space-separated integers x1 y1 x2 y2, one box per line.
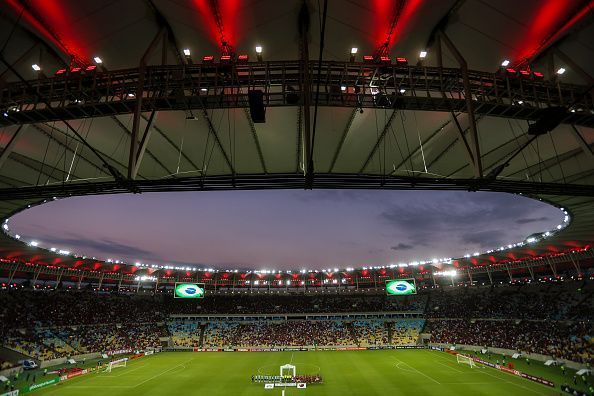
1 0 594 395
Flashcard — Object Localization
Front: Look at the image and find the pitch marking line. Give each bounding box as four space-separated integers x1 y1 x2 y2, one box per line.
392 357 441 385
435 361 463 373
101 364 147 377
431 350 546 395
132 358 195 388
476 364 542 395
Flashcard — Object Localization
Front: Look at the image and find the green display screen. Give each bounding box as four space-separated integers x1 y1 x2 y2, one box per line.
174 283 205 299
385 279 417 295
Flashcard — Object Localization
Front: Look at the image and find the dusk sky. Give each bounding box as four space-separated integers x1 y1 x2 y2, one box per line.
8 190 563 270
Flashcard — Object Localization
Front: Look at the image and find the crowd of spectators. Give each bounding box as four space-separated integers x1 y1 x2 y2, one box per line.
426 319 593 364
167 293 427 315
426 281 592 320
0 279 591 366
225 320 354 348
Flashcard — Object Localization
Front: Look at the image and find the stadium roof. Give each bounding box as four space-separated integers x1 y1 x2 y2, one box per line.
0 0 593 277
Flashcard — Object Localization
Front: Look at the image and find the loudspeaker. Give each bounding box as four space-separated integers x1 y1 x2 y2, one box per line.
248 90 266 123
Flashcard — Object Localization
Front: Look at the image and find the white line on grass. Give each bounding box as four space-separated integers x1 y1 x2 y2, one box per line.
476 365 542 395
392 357 441 385
430 350 545 395
435 361 463 373
132 358 194 388
101 364 147 377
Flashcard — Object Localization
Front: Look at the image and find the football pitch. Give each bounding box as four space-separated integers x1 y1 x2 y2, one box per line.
34 350 560 395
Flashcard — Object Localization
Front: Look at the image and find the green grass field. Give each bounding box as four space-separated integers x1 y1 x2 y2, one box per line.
31 350 569 395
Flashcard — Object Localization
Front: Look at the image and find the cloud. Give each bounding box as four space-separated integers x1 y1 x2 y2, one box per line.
390 243 414 251
515 216 549 224
460 230 507 248
26 236 154 259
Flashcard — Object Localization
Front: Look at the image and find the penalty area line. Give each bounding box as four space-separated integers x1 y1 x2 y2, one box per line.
392 357 441 385
132 358 194 388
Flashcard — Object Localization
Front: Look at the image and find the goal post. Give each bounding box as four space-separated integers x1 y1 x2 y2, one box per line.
104 357 128 373
456 354 477 368
280 364 296 380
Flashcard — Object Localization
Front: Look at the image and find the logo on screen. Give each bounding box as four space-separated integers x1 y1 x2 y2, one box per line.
174 283 205 299
386 279 416 295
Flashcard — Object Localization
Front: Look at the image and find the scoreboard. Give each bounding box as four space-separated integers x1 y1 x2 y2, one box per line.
174 283 205 299
385 279 417 296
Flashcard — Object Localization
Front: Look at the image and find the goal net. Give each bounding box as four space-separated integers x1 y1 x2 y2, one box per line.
280 364 296 382
104 357 128 373
456 354 477 368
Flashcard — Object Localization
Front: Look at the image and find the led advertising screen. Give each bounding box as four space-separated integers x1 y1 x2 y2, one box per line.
174 283 205 299
385 279 417 296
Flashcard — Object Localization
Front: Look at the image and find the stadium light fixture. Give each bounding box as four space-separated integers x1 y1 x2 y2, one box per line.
419 50 427 59
14 234 20 239
501 59 510 67
255 45 263 61
351 47 358 54
30 241 38 247
93 56 103 64
32 64 41 71
183 49 191 56
556 67 566 75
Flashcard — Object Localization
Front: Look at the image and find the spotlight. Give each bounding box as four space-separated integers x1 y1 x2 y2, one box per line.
419 50 427 59
183 49 191 56
255 45 263 61
350 47 358 62
501 59 510 67
93 56 103 64
32 64 41 71
556 67 566 75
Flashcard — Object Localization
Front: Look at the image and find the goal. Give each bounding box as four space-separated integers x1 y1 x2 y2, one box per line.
456 354 477 368
104 357 128 373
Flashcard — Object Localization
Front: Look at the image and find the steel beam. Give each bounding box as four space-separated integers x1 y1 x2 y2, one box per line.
129 29 166 180
133 110 157 179
329 108 358 173
0 124 26 170
359 109 398 173
439 32 482 178
570 125 594 159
